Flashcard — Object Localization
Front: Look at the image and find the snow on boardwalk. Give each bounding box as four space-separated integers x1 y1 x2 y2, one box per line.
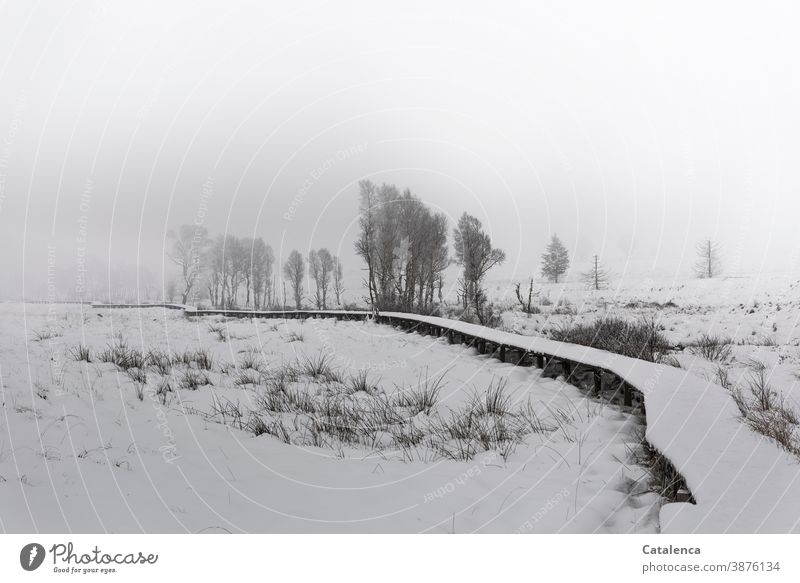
379 312 800 533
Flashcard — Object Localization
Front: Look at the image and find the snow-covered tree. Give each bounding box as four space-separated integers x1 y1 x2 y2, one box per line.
167 224 209 304
541 234 570 283
695 239 722 278
453 212 506 324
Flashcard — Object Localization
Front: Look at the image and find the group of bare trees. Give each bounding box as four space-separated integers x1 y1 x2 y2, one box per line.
453 212 506 323
168 227 344 310
195 233 278 309
355 180 450 314
278 248 344 309
170 191 724 316
353 180 512 323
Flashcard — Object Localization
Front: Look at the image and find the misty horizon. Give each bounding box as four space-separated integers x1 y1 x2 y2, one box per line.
2 0 800 302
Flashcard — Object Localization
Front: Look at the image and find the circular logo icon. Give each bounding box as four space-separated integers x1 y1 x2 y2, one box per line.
20 543 46 571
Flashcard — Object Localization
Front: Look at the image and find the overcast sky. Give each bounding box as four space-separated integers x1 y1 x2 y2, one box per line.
1 0 799 299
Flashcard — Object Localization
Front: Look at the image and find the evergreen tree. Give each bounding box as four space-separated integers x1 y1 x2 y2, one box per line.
541 234 570 283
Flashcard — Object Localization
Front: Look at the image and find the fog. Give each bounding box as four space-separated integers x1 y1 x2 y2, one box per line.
1 0 799 301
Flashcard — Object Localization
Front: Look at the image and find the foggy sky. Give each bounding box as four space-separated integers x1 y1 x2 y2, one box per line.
1 0 799 301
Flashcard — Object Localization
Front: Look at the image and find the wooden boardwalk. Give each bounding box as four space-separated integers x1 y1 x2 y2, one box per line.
179 307 644 414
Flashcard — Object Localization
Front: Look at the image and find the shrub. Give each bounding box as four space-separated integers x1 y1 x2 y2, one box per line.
207 323 227 342
393 369 446 415
238 349 264 371
70 345 92 362
145 349 172 374
98 340 145 370
233 369 261 386
204 358 572 463
32 328 61 342
727 360 800 458
471 379 512 416
180 369 211 390
299 353 339 382
177 349 213 370
548 315 670 362
126 367 147 384
689 334 732 362
347 370 377 394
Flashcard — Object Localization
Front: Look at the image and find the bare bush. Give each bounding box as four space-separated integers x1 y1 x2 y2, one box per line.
204 362 569 464
727 360 800 458
207 322 227 342
347 370 377 395
180 369 211 390
98 340 145 370
689 334 732 362
548 315 670 363
514 279 540 314
145 349 172 375
70 345 92 362
393 369 446 415
32 328 62 342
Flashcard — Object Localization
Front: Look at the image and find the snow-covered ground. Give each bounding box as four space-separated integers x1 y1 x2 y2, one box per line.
496 272 800 404
0 303 658 533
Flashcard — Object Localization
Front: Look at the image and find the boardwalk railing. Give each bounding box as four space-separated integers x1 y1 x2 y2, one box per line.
89 303 800 533
91 302 188 310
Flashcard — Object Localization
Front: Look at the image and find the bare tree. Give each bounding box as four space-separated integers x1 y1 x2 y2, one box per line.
240 237 255 307
514 278 538 313
205 235 226 308
167 224 209 304
695 239 722 278
541 234 570 283
165 279 178 303
224 235 246 308
582 255 609 290
354 180 380 314
309 250 321 307
250 238 274 309
308 248 334 309
283 250 305 309
453 212 506 324
332 256 344 306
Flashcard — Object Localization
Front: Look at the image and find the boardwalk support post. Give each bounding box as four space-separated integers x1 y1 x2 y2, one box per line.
593 370 603 396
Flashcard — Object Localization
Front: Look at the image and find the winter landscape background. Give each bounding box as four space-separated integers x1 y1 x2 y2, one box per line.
1 1 800 533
